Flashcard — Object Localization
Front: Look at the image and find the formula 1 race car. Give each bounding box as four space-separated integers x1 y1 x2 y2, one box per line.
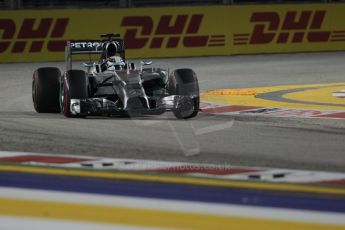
32 34 199 119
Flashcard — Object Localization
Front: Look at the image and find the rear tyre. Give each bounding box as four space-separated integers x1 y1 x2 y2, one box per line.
168 68 200 119
32 67 61 113
60 70 88 118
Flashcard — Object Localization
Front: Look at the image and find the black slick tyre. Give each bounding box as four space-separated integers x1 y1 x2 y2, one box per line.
61 70 88 118
168 68 200 119
32 67 61 113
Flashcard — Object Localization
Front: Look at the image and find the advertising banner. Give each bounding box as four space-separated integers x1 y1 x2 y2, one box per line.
0 4 345 62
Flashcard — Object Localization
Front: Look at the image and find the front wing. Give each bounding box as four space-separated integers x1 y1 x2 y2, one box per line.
69 95 193 116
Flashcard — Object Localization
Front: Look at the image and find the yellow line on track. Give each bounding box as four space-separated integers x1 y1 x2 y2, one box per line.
1 164 344 195
0 198 343 230
204 89 256 95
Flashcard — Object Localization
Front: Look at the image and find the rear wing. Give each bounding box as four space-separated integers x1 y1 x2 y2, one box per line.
65 39 125 71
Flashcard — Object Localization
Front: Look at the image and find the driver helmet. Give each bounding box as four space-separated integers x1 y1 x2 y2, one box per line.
102 41 119 60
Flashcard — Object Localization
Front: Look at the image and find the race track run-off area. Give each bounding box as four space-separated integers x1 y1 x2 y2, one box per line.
1 52 345 229
201 82 345 119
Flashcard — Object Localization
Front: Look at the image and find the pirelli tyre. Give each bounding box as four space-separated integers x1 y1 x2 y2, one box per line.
60 70 88 118
32 67 61 113
168 68 200 119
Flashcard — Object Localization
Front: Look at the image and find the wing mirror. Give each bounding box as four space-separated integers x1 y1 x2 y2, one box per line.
83 62 96 73
140 60 153 71
141 60 152 65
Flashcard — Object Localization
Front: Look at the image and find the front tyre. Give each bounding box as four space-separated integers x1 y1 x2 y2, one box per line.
168 68 200 119
32 67 61 113
60 70 88 118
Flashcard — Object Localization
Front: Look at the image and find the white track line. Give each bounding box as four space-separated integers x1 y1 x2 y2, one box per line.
0 216 163 230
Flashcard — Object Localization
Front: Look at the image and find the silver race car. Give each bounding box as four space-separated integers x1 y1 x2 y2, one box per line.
32 33 200 119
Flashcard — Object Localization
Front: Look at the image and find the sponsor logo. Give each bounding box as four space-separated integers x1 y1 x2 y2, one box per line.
69 41 104 53
70 42 103 49
121 14 225 49
0 18 69 53
233 10 345 45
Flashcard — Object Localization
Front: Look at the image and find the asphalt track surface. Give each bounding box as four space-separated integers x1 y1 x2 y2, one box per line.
1 52 345 172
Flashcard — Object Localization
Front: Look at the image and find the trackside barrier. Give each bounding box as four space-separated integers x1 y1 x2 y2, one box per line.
0 4 345 63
